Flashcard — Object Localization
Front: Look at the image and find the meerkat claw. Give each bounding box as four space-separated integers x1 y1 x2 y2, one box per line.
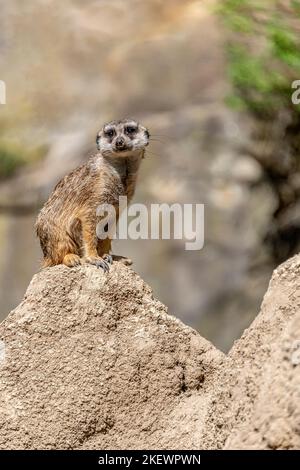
96 259 110 272
103 254 113 265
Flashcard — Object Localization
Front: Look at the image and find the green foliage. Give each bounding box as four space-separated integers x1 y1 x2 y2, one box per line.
0 142 25 179
0 139 46 180
219 0 300 118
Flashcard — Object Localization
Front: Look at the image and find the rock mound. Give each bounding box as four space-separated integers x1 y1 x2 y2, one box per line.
0 256 299 449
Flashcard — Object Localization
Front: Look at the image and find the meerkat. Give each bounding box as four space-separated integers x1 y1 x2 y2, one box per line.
35 119 149 271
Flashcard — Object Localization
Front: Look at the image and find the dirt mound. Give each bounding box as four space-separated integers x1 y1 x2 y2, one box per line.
0 256 299 449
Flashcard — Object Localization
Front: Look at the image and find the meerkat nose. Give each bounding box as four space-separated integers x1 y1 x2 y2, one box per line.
115 136 126 148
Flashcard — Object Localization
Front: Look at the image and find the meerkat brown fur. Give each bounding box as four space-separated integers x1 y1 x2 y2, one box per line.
35 119 149 270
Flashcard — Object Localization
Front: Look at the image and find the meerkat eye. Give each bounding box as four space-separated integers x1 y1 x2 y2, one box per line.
104 128 115 138
125 125 137 135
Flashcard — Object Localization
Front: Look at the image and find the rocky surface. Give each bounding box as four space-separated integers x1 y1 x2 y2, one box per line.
0 255 299 449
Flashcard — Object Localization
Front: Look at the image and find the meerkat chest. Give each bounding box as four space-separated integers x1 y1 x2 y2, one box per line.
99 163 129 206
108 160 136 199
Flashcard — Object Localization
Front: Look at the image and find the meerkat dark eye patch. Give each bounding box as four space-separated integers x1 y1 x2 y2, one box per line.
104 128 115 138
125 125 138 135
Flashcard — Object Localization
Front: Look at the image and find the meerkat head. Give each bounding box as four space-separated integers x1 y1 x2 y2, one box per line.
96 119 149 158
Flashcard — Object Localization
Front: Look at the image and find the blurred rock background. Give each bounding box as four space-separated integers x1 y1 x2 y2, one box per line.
0 0 299 351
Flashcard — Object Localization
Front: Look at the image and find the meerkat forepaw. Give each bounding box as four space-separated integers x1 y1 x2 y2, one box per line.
84 256 110 272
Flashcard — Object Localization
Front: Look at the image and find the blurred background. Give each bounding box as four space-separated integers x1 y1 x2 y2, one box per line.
0 0 300 351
